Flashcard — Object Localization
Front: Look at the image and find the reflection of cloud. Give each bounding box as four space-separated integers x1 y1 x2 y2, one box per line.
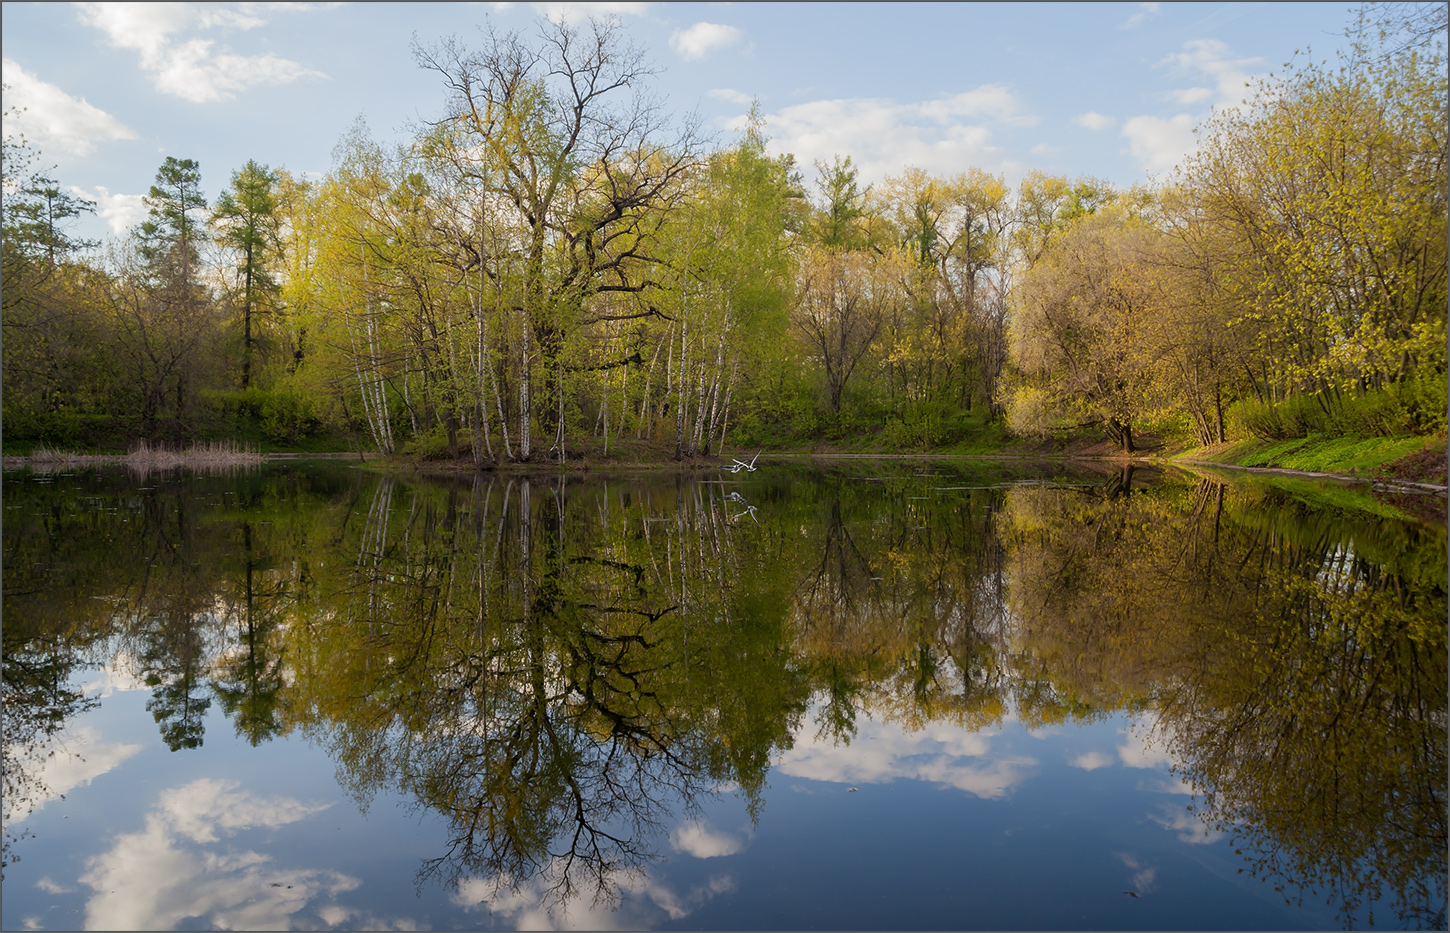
80 653 150 697
1117 852 1158 894
1070 750 1114 770
1116 726 1172 769
36 876 74 894
777 718 1034 799
1150 805 1225 845
76 779 404 931
671 821 745 859
454 867 736 929
11 725 142 816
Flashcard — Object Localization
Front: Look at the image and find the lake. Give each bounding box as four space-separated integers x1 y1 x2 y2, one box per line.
2 459 1445 931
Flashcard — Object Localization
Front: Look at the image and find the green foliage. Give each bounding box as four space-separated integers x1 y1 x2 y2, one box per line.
400 424 453 460
215 385 323 445
1234 370 1448 441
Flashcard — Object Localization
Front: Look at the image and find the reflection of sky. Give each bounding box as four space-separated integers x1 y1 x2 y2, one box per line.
453 863 738 930
8 725 142 817
77 778 365 931
779 697 1223 850
5 658 1325 931
78 649 149 697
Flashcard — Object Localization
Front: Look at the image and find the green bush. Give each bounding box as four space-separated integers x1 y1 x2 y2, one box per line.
213 386 321 444
402 424 454 460
1234 373 1447 441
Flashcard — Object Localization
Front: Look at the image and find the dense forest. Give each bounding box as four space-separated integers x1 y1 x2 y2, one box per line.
2 4 1445 461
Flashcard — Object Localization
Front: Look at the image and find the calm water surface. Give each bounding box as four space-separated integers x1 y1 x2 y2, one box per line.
2 460 1445 930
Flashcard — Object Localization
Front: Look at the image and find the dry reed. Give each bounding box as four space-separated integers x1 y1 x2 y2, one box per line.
6 441 264 475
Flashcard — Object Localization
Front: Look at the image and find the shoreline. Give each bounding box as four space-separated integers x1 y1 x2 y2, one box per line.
6 446 1444 498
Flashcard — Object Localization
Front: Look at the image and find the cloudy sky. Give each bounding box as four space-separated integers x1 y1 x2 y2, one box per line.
3 1 1357 245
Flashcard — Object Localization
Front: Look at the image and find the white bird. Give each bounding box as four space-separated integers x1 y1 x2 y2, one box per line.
727 450 762 473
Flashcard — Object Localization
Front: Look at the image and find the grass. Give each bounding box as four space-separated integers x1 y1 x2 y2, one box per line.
1174 434 1434 477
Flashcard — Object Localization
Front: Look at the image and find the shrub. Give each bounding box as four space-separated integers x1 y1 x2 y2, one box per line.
1233 371 1448 441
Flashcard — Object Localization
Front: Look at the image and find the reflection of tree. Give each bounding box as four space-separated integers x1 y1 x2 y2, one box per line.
130 489 217 751
211 522 288 746
787 475 1016 739
1000 474 1448 927
7 462 1440 925
0 627 99 877
286 474 808 908
140 618 212 751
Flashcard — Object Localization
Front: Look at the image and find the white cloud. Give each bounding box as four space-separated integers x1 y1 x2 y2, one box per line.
1162 38 1261 108
670 821 745 859
1120 113 1194 176
917 85 1037 127
528 2 651 25
1070 750 1115 770
1121 2 1161 29
1169 86 1213 105
73 2 326 104
732 87 1032 188
1116 38 1264 175
70 185 148 235
36 876 75 894
670 22 745 61
1072 110 1116 131
77 779 382 932
1 58 137 157
708 88 754 106
775 715 1035 799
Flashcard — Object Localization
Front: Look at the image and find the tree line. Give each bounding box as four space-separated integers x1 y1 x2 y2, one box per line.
3 6 1443 458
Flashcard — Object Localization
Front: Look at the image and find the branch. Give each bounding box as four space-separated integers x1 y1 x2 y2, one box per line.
565 351 645 373
579 305 675 326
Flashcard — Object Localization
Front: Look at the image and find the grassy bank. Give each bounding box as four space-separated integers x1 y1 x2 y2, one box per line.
1171 433 1447 487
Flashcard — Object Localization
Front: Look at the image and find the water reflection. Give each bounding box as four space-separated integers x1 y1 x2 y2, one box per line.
2 462 1444 928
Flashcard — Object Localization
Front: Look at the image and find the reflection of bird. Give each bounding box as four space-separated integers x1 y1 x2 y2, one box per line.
717 491 759 523
726 450 762 473
1122 891 1140 899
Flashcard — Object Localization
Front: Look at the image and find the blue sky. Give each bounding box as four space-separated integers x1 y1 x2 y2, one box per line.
2 1 1358 246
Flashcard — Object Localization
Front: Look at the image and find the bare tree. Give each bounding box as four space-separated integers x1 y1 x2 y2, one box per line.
415 16 700 461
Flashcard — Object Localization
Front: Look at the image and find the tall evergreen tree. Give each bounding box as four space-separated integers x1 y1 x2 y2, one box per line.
213 160 281 388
